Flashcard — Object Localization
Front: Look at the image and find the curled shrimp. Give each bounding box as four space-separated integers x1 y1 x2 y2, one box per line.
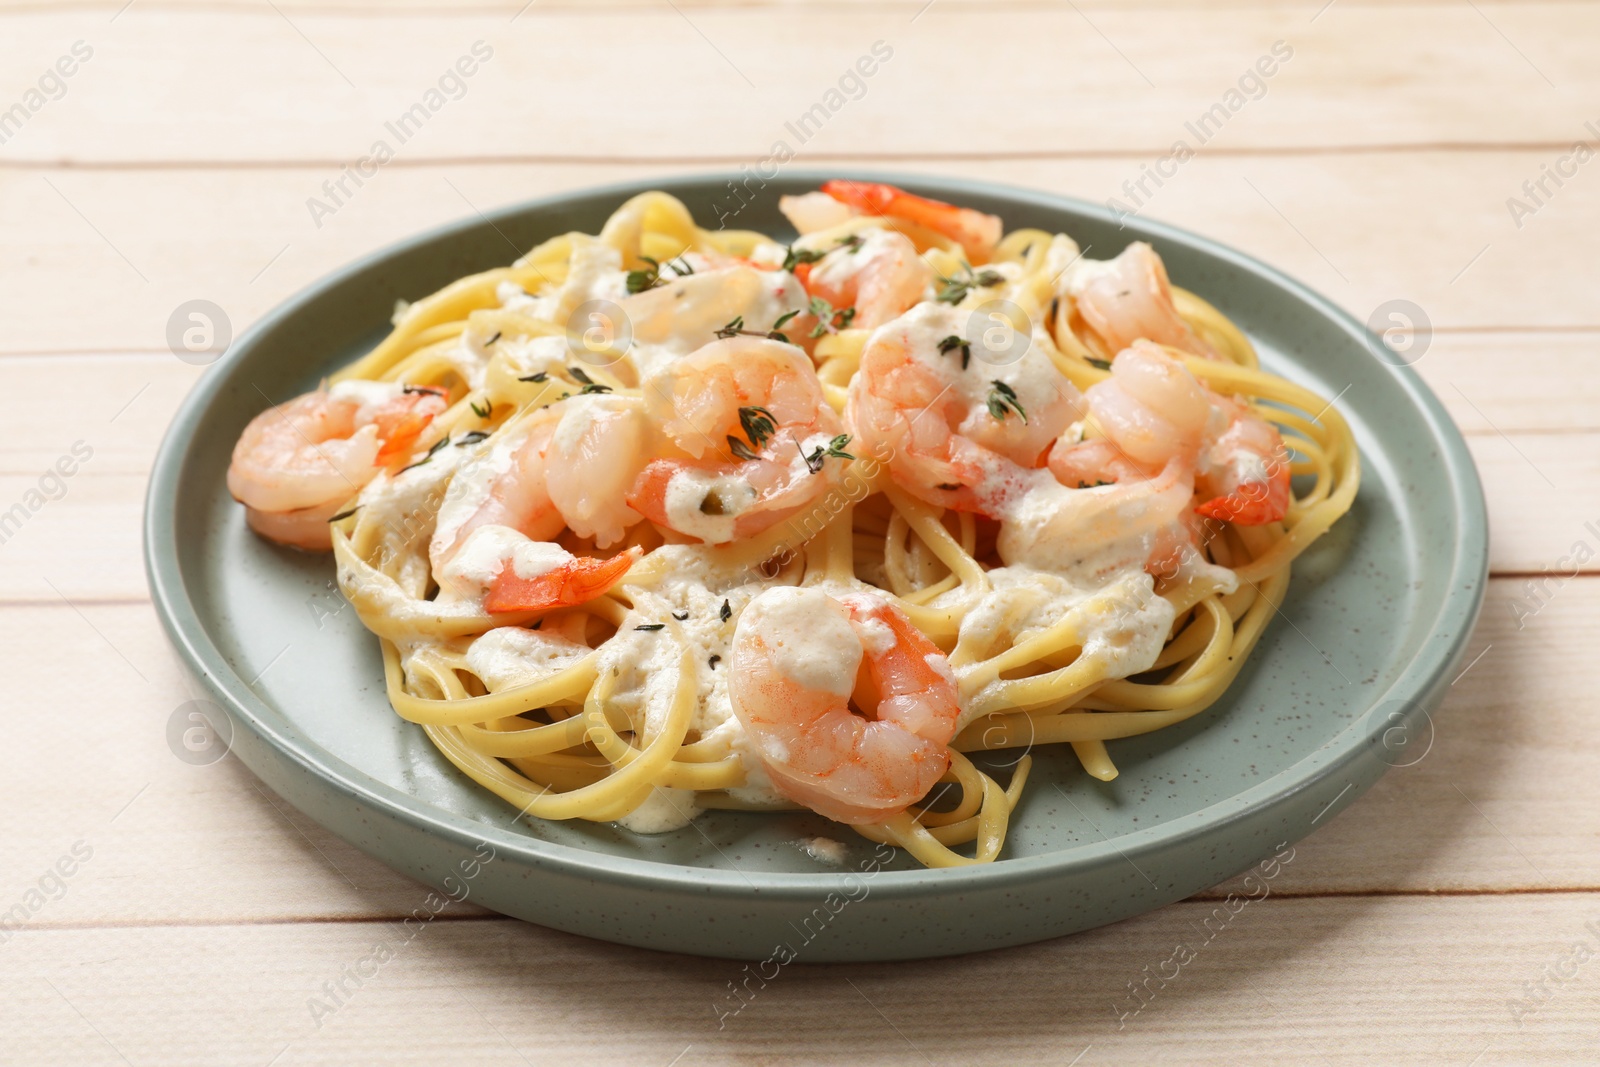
795 228 933 330
434 523 638 614
431 393 650 583
1050 341 1290 526
227 381 446 551
847 303 1083 516
627 337 849 544
1065 242 1217 360
818 180 1002 263
729 586 960 824
621 262 808 380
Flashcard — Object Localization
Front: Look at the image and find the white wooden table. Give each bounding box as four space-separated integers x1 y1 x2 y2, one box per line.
2 2 1596 1063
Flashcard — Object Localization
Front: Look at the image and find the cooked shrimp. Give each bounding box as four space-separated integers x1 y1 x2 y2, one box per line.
431 394 649 580
627 337 849 544
227 381 447 551
621 263 809 381
728 586 960 824
796 228 933 329
1066 242 1217 359
847 303 1083 516
1060 341 1290 526
434 523 638 613
998 458 1199 582
779 190 856 235
819 180 1002 262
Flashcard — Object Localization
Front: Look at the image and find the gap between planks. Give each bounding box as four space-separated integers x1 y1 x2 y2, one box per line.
9 885 1598 939
6 141 1600 171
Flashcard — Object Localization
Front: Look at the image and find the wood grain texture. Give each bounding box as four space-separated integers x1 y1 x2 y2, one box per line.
0 5 1594 164
4 893 1599 1065
1 0 1596 1062
1 149 1596 358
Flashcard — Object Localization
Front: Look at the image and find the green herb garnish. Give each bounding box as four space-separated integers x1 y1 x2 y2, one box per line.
738 406 776 449
399 435 451 473
626 256 662 294
802 433 855 474
782 245 825 272
938 334 972 370
935 263 1004 305
986 380 1027 422
807 296 857 338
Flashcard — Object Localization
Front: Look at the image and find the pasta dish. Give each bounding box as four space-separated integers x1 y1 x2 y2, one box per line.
225 180 1358 868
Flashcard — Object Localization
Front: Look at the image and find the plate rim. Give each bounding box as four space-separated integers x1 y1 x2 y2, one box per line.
144 168 1490 900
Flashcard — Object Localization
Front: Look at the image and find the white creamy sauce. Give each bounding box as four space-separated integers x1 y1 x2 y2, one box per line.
855 616 896 657
946 563 1176 729
437 524 570 598
995 471 1167 582
615 786 700 834
328 378 405 422
797 836 849 866
1225 449 1269 487
743 586 861 698
429 425 524 560
662 468 750 544
465 625 590 692
885 304 1064 449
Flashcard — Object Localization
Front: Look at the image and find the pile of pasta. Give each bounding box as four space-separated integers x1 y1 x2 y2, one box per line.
320 191 1358 868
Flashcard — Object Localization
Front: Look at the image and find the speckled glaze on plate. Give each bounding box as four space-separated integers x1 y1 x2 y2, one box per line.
144 172 1487 961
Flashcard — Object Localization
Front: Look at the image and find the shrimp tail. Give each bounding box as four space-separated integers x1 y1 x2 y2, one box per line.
483 547 640 614
820 180 1002 261
1194 464 1291 526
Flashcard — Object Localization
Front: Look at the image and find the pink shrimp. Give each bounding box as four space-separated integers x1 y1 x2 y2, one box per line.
430 395 649 583
483 546 640 614
227 381 447 551
847 303 1084 516
627 337 848 544
1052 341 1291 527
795 228 933 330
820 180 1002 263
1067 242 1218 360
728 586 960 824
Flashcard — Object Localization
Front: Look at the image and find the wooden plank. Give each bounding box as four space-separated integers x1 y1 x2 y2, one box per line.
0 5 1593 166
0 575 1591 934
1 150 1596 360
3 892 1597 1065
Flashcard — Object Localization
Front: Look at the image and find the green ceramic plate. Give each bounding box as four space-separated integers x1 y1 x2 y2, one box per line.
144 172 1487 961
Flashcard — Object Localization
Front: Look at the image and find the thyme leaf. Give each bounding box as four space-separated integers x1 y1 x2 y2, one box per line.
935 262 1004 305
625 256 662 294
782 245 825 273
937 334 972 371
738 406 777 449
986 380 1027 422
